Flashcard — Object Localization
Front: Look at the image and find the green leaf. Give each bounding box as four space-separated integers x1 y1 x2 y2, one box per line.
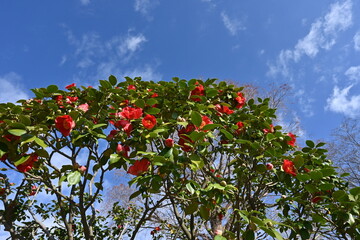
21 135 36 144
146 107 161 115
272 229 284 240
214 236 227 240
184 202 198 215
186 183 195 195
109 154 121 165
242 230 254 240
309 171 323 181
205 88 218 97
109 75 117 86
34 137 48 148
47 85 58 93
350 187 360 196
14 155 30 166
220 129 233 140
146 98 157 106
8 129 26 136
199 205 210 220
201 123 221 131
19 115 31 126
189 154 204 171
319 183 334 191
135 99 145 109
305 184 318 193
332 190 346 200
306 140 315 148
293 155 304 168
190 111 202 127
92 123 108 129
296 173 311 182
67 171 81 185
99 80 112 89
129 190 142 200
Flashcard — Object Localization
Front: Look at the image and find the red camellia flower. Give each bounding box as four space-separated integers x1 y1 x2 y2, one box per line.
55 115 76 136
127 158 150 176
77 103 89 112
154 227 161 231
164 138 174 148
116 144 130 158
17 153 38 173
127 85 136 91
65 83 76 89
0 154 8 162
190 82 205 102
235 121 244 134
142 114 157 129
3 134 21 142
263 124 274 134
178 124 196 152
114 120 133 136
287 132 296 146
235 92 246 109
282 159 297 177
120 107 143 120
311 195 323 203
215 104 234 115
199 115 213 131
66 96 78 104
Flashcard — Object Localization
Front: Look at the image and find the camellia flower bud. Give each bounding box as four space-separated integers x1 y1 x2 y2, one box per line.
266 163 274 170
78 166 87 173
164 138 174 148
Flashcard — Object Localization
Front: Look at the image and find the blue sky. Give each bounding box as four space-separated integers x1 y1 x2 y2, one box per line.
1 0 360 142
1 1 360 237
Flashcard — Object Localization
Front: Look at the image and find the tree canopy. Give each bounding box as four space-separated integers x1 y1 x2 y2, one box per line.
0 77 359 239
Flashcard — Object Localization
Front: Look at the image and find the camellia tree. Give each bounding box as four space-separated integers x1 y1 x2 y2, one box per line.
0 76 359 240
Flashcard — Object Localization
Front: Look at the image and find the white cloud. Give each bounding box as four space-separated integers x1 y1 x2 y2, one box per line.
295 89 315 117
268 0 353 78
80 0 90 5
0 72 29 103
220 11 246 36
134 0 159 18
354 31 360 51
345 65 360 82
326 85 360 117
63 28 161 85
118 34 147 56
59 55 67 66
65 30 147 69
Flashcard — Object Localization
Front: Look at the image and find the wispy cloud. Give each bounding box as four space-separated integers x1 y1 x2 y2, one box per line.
134 0 159 18
80 0 90 6
63 28 160 84
345 65 360 83
220 11 246 36
354 31 360 51
268 0 353 78
326 85 360 117
0 72 29 103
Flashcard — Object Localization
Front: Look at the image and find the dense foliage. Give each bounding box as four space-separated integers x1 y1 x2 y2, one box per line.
0 77 359 239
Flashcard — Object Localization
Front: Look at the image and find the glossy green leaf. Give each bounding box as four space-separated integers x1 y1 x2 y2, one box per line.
8 129 26 136
109 75 117 86
184 202 198 215
14 155 30 166
220 129 233 140
67 171 81 185
35 137 48 148
190 111 202 127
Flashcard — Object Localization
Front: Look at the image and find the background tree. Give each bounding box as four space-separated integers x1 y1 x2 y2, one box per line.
327 118 360 187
